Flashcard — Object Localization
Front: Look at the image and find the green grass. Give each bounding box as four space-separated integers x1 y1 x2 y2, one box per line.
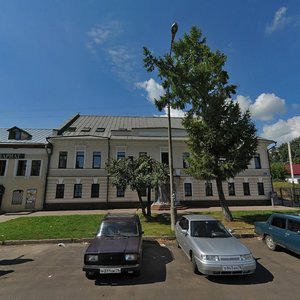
0 210 299 241
273 181 300 188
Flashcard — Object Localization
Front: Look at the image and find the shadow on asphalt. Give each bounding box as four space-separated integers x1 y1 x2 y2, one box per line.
0 270 14 277
207 260 273 285
0 255 34 266
94 240 173 286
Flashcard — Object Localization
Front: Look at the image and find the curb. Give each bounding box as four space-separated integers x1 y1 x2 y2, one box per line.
0 233 257 246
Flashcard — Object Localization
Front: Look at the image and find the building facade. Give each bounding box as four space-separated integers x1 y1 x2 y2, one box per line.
44 114 274 210
0 127 52 212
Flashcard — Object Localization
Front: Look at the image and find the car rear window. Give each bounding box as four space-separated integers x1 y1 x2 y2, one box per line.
287 219 300 233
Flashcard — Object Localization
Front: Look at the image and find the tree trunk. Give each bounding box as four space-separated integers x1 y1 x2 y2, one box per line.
147 186 152 217
216 177 233 221
137 190 147 217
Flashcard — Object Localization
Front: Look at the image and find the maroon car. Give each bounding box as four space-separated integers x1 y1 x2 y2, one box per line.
83 214 143 279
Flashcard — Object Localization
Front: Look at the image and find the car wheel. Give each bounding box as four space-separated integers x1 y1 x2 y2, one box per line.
191 253 200 275
265 235 277 251
85 271 98 280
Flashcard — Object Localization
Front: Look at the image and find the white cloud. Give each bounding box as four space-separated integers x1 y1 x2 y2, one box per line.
235 93 285 121
136 78 185 117
261 116 300 145
265 7 291 34
87 21 121 51
136 78 165 103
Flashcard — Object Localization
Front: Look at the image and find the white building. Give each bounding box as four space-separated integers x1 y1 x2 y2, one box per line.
44 114 274 210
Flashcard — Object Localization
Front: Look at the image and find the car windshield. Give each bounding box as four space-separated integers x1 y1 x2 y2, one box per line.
191 220 231 238
98 221 139 237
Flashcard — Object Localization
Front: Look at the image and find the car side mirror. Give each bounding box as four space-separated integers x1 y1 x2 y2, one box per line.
181 229 188 235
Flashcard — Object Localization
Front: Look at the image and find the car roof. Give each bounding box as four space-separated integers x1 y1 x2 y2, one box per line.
103 213 140 222
271 213 300 221
180 214 218 222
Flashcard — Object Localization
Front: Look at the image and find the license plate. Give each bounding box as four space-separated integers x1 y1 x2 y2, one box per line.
222 265 242 271
99 268 121 274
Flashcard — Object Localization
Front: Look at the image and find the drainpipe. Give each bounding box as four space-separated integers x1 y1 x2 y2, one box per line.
43 138 53 210
106 137 111 209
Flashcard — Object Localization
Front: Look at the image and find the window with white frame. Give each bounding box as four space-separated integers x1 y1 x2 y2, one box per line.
243 182 250 196
228 182 235 196
254 153 262 169
117 151 126 160
205 182 213 196
76 151 85 169
184 182 192 196
58 151 67 168
56 184 65 198
183 152 190 169
16 160 27 176
257 182 265 195
91 183 100 198
0 160 7 176
73 184 82 198
92 152 101 169
30 160 41 176
117 186 125 197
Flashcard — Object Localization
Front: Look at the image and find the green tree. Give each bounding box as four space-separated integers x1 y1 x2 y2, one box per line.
270 137 300 164
106 155 169 218
271 162 287 181
143 26 257 221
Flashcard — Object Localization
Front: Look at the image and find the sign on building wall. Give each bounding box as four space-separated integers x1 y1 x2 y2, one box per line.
0 153 25 159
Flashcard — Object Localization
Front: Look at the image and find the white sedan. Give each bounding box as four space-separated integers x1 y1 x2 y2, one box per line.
175 214 256 276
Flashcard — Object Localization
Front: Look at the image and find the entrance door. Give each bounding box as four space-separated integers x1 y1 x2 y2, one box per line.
25 188 37 210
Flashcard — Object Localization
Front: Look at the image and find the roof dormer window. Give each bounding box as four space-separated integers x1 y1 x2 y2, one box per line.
7 127 32 141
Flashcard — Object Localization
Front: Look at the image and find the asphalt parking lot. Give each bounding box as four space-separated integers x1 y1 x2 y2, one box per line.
0 238 299 300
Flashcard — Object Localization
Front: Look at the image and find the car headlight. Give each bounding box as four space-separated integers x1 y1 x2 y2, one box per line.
240 254 253 261
86 255 98 262
200 254 220 261
125 254 138 261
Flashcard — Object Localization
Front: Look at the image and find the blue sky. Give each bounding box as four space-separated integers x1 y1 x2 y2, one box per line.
0 0 299 145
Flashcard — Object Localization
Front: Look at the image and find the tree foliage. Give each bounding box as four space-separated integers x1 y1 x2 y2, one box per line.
106 155 169 217
271 162 287 181
144 26 258 221
270 137 300 164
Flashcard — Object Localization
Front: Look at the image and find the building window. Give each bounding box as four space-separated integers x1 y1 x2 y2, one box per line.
30 160 41 176
117 186 125 197
161 152 169 165
139 152 147 157
117 151 126 160
257 182 265 195
91 184 100 198
56 184 65 198
73 184 82 198
254 154 261 169
12 190 23 205
243 182 250 196
76 151 85 169
184 183 192 196
92 152 101 169
183 152 190 169
205 182 213 196
16 160 27 176
0 160 6 176
58 151 67 168
228 182 235 196
139 186 147 197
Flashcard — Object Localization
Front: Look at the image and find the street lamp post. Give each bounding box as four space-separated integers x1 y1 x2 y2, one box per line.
168 22 178 231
